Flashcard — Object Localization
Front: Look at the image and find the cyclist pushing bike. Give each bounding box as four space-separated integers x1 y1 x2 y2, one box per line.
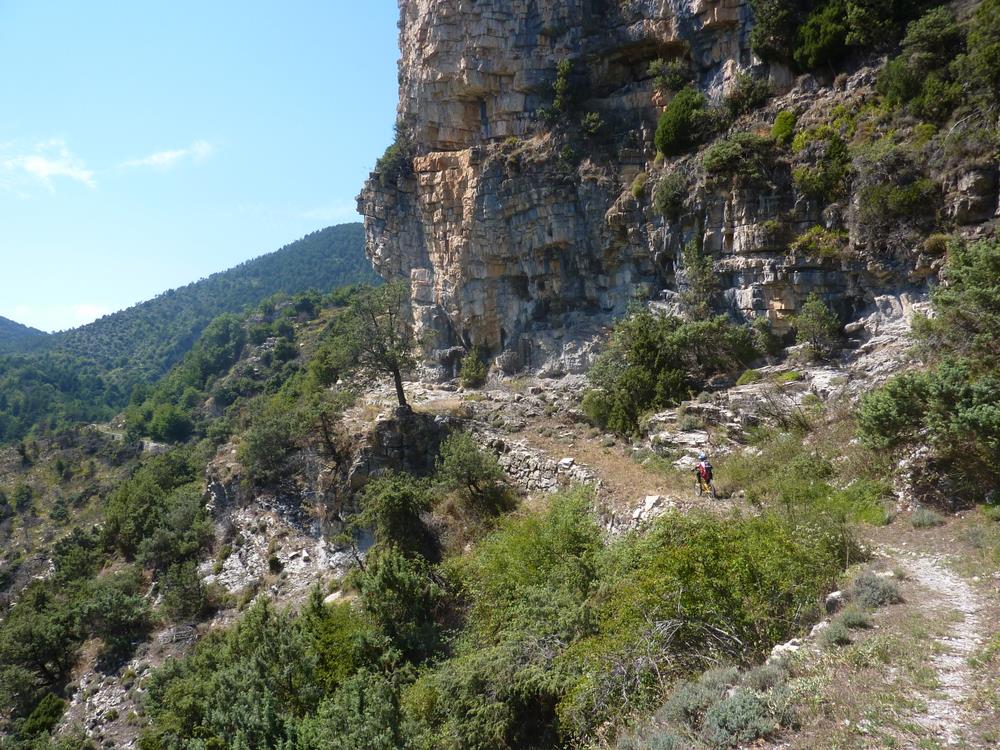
693 452 716 499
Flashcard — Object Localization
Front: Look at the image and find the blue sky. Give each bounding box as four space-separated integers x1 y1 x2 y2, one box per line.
0 1 399 332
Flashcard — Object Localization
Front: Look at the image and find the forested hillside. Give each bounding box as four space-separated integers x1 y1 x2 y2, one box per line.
0 317 47 354
0 223 375 443
46 223 375 381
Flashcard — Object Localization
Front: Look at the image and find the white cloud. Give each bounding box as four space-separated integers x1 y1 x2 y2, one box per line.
296 199 361 223
72 303 111 325
121 140 214 170
0 139 96 191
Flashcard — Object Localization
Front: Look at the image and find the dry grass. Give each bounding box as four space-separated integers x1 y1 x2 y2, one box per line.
771 518 1000 749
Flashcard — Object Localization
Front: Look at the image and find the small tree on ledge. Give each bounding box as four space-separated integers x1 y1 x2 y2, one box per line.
330 281 418 408
793 293 841 360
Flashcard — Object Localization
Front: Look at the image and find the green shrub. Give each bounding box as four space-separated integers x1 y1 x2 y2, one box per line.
702 132 773 184
819 620 851 648
356 472 434 559
858 178 937 224
792 293 841 360
557 510 853 737
655 87 709 156
836 606 873 630
749 0 804 64
795 1 850 70
959 0 1000 105
851 571 901 609
793 0 930 71
237 394 301 485
680 240 719 320
459 347 488 388
649 58 692 93
103 451 200 558
724 73 772 119
581 111 604 137
77 570 150 657
436 431 512 515
141 598 326 749
737 369 762 386
630 171 648 199
553 58 574 113
148 403 194 443
911 507 945 529
752 317 784 356
357 544 445 662
403 490 601 747
741 663 788 692
21 692 67 736
857 371 929 449
791 126 851 202
791 226 849 260
828 479 894 525
771 110 797 146
858 238 1000 502
299 669 403 750
659 667 738 726
585 311 758 434
160 561 207 621
703 688 780 747
652 171 688 219
376 132 413 187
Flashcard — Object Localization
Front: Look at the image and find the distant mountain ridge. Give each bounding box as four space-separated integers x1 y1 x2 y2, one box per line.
44 223 375 381
0 315 48 353
0 222 377 442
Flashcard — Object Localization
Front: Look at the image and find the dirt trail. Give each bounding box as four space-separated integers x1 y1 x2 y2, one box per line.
894 550 985 747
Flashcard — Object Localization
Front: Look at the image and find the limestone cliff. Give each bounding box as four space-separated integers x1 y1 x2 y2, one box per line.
358 0 999 375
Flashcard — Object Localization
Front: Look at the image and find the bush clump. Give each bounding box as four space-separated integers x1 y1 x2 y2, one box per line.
851 571 902 609
878 6 964 122
771 109 797 146
858 178 938 224
819 620 851 648
792 293 841 360
649 57 693 93
793 0 932 71
436 431 512 515
791 226 849 260
911 507 945 529
858 238 1000 503
583 310 758 434
724 73 772 120
836 606 873 630
459 347 488 388
702 132 774 184
375 131 413 187
653 171 688 219
655 87 709 156
791 125 851 202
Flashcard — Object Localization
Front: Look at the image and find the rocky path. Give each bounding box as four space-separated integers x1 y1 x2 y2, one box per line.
893 550 986 747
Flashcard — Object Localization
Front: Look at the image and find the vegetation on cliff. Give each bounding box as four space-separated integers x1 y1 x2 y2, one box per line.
0 224 374 445
859 237 1000 506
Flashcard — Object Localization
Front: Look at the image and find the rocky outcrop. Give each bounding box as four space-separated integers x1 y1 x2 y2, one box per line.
360 0 770 366
359 0 999 373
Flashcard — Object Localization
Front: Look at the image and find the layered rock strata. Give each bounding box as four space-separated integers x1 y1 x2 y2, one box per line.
359 0 999 374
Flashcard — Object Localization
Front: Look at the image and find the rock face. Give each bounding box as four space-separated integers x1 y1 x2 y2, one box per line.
360 0 764 367
358 0 998 371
